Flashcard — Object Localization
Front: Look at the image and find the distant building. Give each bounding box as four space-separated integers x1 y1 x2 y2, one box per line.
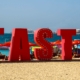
53 32 56 34
76 29 80 34
28 30 34 34
76 29 80 32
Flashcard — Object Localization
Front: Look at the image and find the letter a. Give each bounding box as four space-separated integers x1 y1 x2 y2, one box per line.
8 28 30 61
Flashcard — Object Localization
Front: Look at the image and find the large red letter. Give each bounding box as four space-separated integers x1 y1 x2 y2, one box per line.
57 29 76 60
8 28 30 61
34 28 53 60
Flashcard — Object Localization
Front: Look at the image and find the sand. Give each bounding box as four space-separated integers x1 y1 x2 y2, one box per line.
0 59 80 80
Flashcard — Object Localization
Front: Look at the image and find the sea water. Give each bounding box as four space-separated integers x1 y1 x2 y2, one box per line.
0 33 80 56
0 50 9 56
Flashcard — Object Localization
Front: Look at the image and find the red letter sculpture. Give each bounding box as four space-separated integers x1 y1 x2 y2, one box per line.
8 28 30 61
57 29 76 60
34 28 53 60
0 28 4 34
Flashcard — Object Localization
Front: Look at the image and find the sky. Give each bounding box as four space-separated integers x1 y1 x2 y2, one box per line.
0 0 80 33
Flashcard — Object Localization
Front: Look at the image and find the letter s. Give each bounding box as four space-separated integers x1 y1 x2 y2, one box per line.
34 28 53 60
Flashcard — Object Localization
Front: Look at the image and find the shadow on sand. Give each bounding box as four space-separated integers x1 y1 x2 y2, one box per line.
0 58 80 63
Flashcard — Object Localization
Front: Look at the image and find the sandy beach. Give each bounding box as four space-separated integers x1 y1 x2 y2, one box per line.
0 59 80 80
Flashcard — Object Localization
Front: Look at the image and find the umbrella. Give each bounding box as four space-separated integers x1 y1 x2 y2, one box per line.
51 40 61 45
72 40 80 55
1 41 10 47
0 44 2 46
72 40 80 45
29 42 37 47
1 41 37 47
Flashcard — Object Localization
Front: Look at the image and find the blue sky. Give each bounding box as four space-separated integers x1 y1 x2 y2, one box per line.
0 0 80 33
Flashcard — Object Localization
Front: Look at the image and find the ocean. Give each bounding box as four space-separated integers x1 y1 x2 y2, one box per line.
0 33 80 56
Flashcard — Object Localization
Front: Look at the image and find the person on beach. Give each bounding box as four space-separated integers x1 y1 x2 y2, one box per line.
72 45 78 57
53 47 61 57
0 52 2 55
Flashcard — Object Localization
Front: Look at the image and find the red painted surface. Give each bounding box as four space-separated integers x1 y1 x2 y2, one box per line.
0 28 4 34
0 28 4 47
34 28 53 60
57 29 76 60
8 28 30 61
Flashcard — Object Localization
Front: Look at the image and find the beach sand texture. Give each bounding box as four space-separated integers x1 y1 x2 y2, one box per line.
0 60 80 80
